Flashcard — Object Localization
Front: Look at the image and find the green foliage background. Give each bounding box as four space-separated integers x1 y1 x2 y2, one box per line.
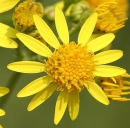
0 0 130 127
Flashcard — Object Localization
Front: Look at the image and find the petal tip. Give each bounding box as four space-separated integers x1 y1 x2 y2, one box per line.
6 88 10 94
7 64 11 70
17 92 23 98
104 99 110 105
54 120 59 125
27 106 32 111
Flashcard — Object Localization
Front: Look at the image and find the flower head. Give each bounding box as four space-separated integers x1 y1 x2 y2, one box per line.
100 73 130 101
8 7 126 124
12 0 44 32
94 2 128 32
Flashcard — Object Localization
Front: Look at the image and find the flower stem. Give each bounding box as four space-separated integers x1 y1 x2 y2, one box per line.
0 72 21 107
69 21 83 35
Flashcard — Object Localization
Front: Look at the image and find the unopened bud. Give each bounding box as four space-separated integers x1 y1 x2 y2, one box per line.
12 0 44 33
70 2 92 23
44 5 55 21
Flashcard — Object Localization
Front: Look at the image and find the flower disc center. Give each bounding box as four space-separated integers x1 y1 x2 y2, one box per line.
46 42 95 92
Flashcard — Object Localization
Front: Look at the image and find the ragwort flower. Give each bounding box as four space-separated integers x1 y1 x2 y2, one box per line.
84 0 129 32
8 7 126 124
100 73 130 101
94 2 128 32
12 0 44 32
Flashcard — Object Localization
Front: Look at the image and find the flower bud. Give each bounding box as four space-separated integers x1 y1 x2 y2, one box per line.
12 0 44 33
69 2 91 23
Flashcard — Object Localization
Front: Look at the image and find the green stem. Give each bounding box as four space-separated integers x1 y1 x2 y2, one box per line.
0 72 21 107
69 21 84 36
0 40 22 108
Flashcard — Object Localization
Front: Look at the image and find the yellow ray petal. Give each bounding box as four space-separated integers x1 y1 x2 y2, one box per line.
122 73 130 78
0 125 3 128
33 15 60 49
0 35 18 48
17 33 52 57
0 23 19 38
121 92 130 95
0 0 19 13
85 82 109 105
101 82 118 87
107 95 120 98
78 12 97 46
0 109 5 116
7 61 45 73
111 97 130 101
68 90 79 120
17 76 52 97
0 87 9 97
95 50 123 65
123 86 130 90
94 65 126 77
87 33 115 52
54 89 69 125
55 6 69 44
123 81 130 85
28 83 57 111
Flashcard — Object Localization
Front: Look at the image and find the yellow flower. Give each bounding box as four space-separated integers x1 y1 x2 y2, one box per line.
84 0 129 32
8 7 126 124
12 0 44 32
0 87 9 116
94 2 128 32
0 0 20 13
100 73 130 101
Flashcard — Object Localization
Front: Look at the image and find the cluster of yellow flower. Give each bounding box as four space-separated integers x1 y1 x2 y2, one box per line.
0 0 130 126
